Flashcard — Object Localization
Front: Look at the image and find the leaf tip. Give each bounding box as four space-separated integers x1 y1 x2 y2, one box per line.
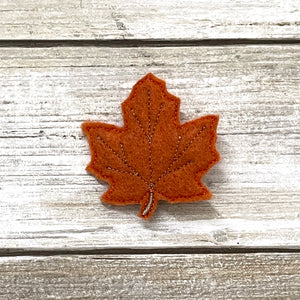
210 114 219 127
81 121 93 135
140 72 167 87
143 72 159 80
85 162 94 174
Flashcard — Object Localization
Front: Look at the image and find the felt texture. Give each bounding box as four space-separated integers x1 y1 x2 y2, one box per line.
82 73 220 219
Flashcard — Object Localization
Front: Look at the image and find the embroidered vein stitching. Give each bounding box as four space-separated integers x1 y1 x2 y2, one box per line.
151 103 164 137
143 90 154 216
155 126 206 184
142 94 165 216
147 90 153 183
176 127 205 162
130 108 148 138
174 135 182 159
156 160 194 184
97 135 148 185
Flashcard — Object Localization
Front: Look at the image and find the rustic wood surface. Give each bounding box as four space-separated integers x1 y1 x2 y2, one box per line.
0 46 299 250
0 0 300 298
0 253 299 299
0 0 299 40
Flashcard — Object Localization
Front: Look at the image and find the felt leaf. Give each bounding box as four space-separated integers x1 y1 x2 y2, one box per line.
82 73 220 219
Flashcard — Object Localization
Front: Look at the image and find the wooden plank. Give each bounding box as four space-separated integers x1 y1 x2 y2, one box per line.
0 0 299 40
0 45 299 249
0 253 299 299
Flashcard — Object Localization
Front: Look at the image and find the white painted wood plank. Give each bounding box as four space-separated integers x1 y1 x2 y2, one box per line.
0 0 299 40
0 45 299 249
0 254 299 299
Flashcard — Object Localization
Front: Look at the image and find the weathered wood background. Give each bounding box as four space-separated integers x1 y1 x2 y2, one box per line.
0 1 299 299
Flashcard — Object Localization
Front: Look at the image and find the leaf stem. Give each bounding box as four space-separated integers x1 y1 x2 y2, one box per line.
142 190 154 216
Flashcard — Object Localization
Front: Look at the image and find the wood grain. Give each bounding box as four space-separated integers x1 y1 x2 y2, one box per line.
0 0 299 40
0 45 299 249
0 253 299 299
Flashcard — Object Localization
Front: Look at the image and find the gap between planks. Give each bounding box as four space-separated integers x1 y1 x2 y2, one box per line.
0 38 299 48
1 246 300 257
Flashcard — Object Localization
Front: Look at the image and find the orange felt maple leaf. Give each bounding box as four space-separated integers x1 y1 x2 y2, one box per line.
82 73 220 219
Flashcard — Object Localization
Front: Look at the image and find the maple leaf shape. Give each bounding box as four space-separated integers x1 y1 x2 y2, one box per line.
82 73 220 219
